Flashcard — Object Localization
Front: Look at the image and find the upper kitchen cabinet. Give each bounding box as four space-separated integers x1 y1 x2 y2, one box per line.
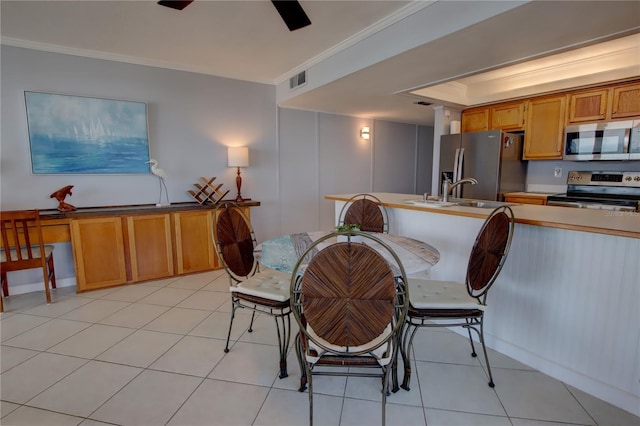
611 82 640 119
567 80 640 123
524 94 567 160
490 101 526 131
567 88 609 123
461 107 489 133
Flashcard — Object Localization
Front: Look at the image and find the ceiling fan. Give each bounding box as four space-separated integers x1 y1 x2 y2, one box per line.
157 1 312 32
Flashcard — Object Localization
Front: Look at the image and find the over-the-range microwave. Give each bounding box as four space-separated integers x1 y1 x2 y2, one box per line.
564 119 640 161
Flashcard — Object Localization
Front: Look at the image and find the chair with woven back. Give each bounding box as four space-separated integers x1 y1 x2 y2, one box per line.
290 231 408 426
212 202 292 379
338 193 389 233
399 205 515 391
1 209 56 312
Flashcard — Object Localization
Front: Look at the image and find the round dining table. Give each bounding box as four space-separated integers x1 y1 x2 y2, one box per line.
254 230 440 276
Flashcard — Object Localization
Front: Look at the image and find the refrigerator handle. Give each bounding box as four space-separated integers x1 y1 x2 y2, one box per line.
452 148 460 183
455 148 465 198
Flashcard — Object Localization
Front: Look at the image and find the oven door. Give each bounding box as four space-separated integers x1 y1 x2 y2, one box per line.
564 121 631 161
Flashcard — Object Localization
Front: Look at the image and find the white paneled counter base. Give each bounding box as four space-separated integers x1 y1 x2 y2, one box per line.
329 193 640 416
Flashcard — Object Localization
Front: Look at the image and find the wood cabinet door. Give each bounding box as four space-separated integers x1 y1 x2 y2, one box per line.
524 95 567 160
174 210 215 274
127 214 174 282
461 107 489 133
611 82 640 119
490 101 525 130
71 217 127 291
567 88 609 123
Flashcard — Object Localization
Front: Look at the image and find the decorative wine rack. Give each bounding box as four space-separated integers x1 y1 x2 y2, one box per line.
187 177 229 205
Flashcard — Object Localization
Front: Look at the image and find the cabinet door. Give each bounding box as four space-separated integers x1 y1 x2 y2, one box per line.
461 107 489 133
567 88 608 123
127 214 174 282
174 210 216 274
71 217 127 291
611 82 640 119
490 101 525 130
524 95 567 160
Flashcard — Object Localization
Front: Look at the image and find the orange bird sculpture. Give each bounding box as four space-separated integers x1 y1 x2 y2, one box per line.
50 185 76 212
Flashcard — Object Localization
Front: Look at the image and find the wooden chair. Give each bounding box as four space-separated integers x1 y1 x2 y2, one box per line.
338 193 389 233
399 205 515 390
290 231 408 426
1 210 56 312
213 202 292 379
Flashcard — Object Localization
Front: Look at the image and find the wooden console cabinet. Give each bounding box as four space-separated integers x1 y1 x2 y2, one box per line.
48 202 258 292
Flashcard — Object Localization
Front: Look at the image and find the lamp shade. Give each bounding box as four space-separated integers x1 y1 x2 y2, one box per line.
227 146 249 168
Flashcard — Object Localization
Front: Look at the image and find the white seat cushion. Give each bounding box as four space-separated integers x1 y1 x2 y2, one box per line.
0 245 54 262
305 323 393 366
408 278 485 310
230 270 291 302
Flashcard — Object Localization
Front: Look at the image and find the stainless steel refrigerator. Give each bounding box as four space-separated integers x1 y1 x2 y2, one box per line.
439 130 527 201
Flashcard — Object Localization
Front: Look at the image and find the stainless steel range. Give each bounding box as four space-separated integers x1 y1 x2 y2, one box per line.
547 171 640 211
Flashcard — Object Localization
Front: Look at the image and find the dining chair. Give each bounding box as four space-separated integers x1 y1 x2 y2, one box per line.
212 202 292 379
1 209 57 312
290 231 408 426
399 205 515 390
338 193 389 233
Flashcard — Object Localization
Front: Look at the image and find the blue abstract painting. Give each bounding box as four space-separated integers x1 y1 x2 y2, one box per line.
25 92 151 174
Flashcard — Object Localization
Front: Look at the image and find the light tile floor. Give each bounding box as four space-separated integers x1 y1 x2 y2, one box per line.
1 270 638 426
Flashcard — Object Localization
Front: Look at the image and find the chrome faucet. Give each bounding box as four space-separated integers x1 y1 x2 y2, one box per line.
442 177 478 202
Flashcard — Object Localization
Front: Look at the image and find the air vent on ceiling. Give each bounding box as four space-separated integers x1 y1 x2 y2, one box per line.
289 71 307 90
414 101 432 106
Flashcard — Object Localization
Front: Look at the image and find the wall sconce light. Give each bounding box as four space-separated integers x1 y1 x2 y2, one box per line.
360 126 370 140
227 146 249 202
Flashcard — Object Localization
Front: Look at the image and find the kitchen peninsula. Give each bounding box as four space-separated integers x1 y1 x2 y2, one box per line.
327 193 639 416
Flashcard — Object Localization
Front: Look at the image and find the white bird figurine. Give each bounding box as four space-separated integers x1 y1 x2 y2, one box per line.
146 159 170 206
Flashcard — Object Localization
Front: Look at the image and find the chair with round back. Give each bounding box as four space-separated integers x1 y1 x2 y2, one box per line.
213 202 292 379
290 231 408 426
338 193 389 233
399 205 515 390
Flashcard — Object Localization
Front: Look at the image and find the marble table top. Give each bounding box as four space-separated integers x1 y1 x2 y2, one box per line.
255 230 440 276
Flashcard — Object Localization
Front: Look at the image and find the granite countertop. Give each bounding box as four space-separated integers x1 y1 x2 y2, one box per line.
326 193 640 239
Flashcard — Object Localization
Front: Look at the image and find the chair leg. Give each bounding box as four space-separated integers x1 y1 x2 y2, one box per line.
381 367 389 426
0 292 4 313
307 363 314 426
295 333 307 392
248 310 256 332
400 322 419 391
48 254 57 289
42 261 51 304
478 318 495 388
274 312 291 379
466 318 478 358
224 301 237 353
1 271 8 297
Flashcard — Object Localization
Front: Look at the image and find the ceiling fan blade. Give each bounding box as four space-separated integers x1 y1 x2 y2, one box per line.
271 1 311 31
157 1 194 11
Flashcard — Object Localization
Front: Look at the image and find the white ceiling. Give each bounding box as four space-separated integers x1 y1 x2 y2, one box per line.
2 1 639 126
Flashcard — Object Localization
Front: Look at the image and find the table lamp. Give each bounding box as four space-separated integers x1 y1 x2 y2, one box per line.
227 146 249 202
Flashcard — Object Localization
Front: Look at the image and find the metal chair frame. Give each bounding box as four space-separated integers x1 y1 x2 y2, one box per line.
338 193 390 233
212 202 292 379
1 209 56 312
290 231 408 426
399 205 515 391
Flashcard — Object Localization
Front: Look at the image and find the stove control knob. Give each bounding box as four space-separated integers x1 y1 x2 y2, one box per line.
625 176 632 181
634 176 640 182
